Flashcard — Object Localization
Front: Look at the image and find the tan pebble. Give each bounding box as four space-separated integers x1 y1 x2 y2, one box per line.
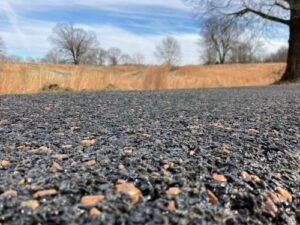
1 160 10 167
207 189 219 205
163 164 170 170
248 128 260 133
167 200 176 211
251 175 261 182
39 146 50 151
118 164 125 170
90 207 101 216
84 160 96 166
52 162 63 170
178 159 184 164
29 146 51 154
21 200 40 210
61 144 72 149
33 189 57 198
70 160 77 166
240 171 252 179
166 187 181 196
19 178 26 185
51 154 67 159
155 139 162 144
268 192 285 203
276 187 292 202
116 179 127 185
189 151 196 156
221 149 230 156
81 195 105 206
116 182 142 204
213 173 227 182
214 157 221 161
211 122 224 128
265 198 278 218
81 139 96 146
272 173 282 179
1 189 18 197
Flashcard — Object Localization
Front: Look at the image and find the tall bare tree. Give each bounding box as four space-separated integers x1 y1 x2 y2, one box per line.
50 23 99 65
185 0 300 81
42 49 66 64
96 48 108 66
132 53 145 65
154 36 181 66
107 47 123 65
201 16 240 64
120 54 134 65
0 36 6 60
264 46 288 62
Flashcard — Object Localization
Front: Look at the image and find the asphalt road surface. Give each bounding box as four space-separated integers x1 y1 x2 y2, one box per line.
0 86 299 225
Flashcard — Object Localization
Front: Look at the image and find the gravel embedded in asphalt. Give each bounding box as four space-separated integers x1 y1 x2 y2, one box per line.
0 86 299 225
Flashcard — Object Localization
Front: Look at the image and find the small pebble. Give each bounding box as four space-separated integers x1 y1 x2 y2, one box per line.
51 154 67 159
84 160 96 166
118 164 125 170
81 195 105 206
221 148 230 156
33 189 58 198
81 139 96 146
116 181 142 204
265 198 278 218
207 189 219 205
52 161 63 170
166 187 181 196
167 201 176 211
21 200 40 210
1 160 10 167
213 173 227 182
90 207 101 216
276 187 292 202
163 164 170 170
1 189 18 197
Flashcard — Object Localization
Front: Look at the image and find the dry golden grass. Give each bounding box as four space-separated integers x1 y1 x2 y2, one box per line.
0 62 285 94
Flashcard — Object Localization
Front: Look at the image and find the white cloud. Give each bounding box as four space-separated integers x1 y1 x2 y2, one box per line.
0 0 189 12
1 17 200 64
0 0 289 64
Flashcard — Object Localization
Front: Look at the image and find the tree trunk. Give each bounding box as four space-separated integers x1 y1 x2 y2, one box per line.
281 9 300 81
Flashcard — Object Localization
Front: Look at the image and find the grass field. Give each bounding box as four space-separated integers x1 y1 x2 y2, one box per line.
0 62 286 94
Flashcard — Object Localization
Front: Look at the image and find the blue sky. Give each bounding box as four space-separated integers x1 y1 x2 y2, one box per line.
0 0 288 64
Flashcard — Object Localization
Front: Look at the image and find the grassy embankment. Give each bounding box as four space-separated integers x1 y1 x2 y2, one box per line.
0 62 285 94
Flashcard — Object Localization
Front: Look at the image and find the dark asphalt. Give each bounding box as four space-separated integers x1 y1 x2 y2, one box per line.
0 86 299 225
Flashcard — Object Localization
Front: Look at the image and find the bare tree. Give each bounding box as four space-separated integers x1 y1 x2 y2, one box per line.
201 16 240 64
49 23 99 65
154 36 181 66
132 53 145 65
230 35 263 63
185 0 300 81
42 49 66 64
107 47 123 65
6 55 23 63
96 48 108 66
264 46 288 62
120 54 134 65
0 36 6 60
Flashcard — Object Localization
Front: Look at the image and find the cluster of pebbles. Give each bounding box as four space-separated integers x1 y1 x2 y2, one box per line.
0 86 299 224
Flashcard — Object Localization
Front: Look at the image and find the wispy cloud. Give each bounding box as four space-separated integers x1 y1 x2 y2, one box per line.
0 0 288 64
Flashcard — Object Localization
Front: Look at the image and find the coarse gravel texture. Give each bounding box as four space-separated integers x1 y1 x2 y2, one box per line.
0 86 299 225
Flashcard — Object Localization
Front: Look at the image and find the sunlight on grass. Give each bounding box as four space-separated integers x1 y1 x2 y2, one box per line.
0 62 285 94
